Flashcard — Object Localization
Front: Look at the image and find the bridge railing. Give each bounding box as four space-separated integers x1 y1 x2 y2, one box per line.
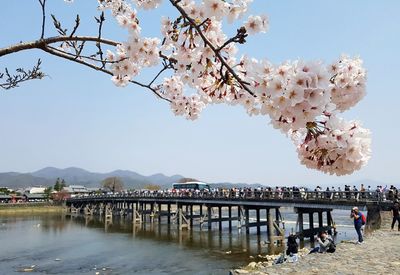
69 190 395 204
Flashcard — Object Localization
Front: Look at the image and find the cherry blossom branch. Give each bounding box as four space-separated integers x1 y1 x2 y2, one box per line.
0 36 118 57
169 0 255 97
217 27 248 52
148 61 173 86
40 45 170 102
45 45 118 64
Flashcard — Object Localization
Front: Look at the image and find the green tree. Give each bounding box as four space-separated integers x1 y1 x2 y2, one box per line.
0 187 10 195
54 178 67 191
60 179 66 189
54 177 61 191
101 177 124 193
44 186 52 200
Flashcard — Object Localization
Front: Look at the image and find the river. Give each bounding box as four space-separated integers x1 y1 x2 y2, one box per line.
0 209 360 274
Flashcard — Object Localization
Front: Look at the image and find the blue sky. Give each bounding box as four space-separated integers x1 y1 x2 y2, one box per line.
0 0 399 186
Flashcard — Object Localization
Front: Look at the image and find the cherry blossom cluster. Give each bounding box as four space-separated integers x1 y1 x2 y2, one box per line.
93 0 370 176
295 117 371 176
328 55 367 112
99 0 161 87
239 58 334 132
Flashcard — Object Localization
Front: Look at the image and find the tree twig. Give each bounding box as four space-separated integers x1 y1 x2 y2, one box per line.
38 0 46 39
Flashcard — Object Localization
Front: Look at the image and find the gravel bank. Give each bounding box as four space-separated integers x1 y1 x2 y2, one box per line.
232 212 400 275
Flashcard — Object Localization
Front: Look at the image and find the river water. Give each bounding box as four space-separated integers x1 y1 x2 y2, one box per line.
0 209 360 274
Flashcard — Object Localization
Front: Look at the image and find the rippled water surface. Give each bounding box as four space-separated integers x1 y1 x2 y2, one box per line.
0 209 359 274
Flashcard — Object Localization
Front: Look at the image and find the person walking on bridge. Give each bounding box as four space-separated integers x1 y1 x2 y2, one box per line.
391 200 400 231
350 207 364 244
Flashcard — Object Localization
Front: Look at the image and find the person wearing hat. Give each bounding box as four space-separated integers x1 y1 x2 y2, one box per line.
350 206 364 243
309 231 334 253
391 200 400 231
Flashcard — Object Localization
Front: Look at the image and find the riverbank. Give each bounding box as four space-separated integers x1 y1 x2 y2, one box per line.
232 211 400 275
0 203 64 214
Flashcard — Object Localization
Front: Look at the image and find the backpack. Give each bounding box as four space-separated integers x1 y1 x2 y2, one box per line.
361 212 366 225
327 239 336 253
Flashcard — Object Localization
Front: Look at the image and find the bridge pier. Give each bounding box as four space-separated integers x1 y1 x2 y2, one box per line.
167 203 171 224
295 207 334 241
366 204 381 230
228 206 232 232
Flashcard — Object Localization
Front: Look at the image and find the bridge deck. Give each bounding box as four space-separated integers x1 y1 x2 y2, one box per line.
66 191 393 211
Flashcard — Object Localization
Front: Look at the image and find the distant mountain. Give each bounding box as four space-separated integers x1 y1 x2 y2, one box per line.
0 167 184 189
0 173 53 188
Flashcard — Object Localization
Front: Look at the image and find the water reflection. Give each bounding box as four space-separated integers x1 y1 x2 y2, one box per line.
68 214 285 258
0 210 358 275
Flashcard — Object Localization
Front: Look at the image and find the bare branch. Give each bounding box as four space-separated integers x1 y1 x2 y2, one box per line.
69 14 80 37
0 59 45 90
51 14 67 36
95 12 106 68
38 0 46 39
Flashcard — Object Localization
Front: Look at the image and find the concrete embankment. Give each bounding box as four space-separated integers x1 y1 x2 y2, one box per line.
0 203 64 214
232 211 400 275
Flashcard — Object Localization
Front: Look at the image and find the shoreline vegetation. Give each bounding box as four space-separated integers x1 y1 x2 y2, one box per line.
232 211 399 275
0 203 64 214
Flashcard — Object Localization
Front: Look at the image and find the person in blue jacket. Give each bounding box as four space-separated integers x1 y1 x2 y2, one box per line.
350 206 364 244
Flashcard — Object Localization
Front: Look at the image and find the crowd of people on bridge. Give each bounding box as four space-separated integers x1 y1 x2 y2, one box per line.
92 184 399 203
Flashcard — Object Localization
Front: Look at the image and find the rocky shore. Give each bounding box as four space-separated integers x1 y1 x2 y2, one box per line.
232 212 400 275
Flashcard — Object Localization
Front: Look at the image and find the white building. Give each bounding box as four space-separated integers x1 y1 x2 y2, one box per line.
27 187 46 194
63 185 89 197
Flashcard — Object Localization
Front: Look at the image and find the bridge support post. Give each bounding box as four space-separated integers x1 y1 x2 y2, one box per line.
84 204 93 216
132 202 142 225
309 212 314 243
189 205 193 228
167 204 171 224
366 205 381 230
70 204 79 215
245 208 250 235
318 211 323 228
150 203 155 224
141 203 145 224
327 210 333 235
256 208 261 235
228 206 232 232
218 206 222 231
158 203 162 223
297 210 304 242
237 206 242 230
207 206 212 230
105 204 112 221
267 208 273 243
177 204 189 231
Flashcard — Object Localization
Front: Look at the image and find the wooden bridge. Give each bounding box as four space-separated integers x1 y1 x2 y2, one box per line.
65 191 393 245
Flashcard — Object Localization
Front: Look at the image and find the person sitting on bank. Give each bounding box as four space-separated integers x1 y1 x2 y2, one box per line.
286 234 299 262
309 231 335 253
